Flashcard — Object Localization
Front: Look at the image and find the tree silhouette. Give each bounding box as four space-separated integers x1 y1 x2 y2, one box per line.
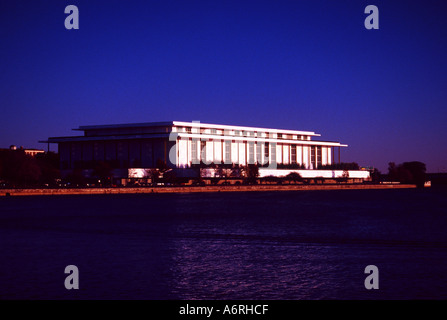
388 161 426 187
0 149 41 187
284 172 302 184
401 161 426 188
93 161 113 186
35 152 60 186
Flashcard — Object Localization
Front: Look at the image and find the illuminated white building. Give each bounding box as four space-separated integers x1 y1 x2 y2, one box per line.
170 121 344 169
42 121 369 180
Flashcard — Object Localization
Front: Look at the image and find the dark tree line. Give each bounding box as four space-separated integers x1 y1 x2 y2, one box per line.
0 149 60 187
387 161 427 188
0 148 428 188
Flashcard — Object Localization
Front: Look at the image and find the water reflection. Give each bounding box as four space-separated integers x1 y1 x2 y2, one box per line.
0 189 447 299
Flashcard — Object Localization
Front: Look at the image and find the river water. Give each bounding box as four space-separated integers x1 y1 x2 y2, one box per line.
1 187 446 299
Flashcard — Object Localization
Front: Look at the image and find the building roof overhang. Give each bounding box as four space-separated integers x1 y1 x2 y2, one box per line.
39 133 171 143
70 121 320 136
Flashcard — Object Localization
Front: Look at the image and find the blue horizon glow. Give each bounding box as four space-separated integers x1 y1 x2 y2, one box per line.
1 0 446 172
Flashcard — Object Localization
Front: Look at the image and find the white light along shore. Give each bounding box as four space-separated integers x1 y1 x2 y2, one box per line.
1 184 417 196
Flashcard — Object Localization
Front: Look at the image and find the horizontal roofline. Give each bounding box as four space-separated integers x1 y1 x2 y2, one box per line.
40 134 347 147
73 121 320 136
172 121 319 136
40 133 171 143
74 121 174 131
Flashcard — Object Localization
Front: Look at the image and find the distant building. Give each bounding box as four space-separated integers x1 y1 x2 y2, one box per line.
24 149 45 157
41 121 369 181
3 145 45 157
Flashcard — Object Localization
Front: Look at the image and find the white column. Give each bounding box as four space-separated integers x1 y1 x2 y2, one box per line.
231 141 238 164
322 146 327 166
297 145 302 165
238 141 246 165
214 140 222 163
302 146 309 168
206 141 213 164
276 144 282 164
283 144 289 165
178 139 188 167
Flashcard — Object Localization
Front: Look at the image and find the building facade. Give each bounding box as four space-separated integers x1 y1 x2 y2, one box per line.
42 121 365 181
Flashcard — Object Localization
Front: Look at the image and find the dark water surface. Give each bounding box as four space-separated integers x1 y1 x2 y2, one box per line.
1 188 446 299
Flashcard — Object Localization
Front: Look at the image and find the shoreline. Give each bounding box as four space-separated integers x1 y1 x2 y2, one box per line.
1 183 417 196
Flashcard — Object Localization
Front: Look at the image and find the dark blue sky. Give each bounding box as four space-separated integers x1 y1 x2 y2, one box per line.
1 0 446 172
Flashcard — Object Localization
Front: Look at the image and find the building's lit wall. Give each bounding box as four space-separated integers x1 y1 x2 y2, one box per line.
173 137 337 169
51 122 345 176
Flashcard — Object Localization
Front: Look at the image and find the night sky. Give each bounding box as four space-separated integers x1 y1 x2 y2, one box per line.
1 0 446 172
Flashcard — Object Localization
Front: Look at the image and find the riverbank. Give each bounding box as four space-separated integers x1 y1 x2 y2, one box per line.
0 183 417 196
